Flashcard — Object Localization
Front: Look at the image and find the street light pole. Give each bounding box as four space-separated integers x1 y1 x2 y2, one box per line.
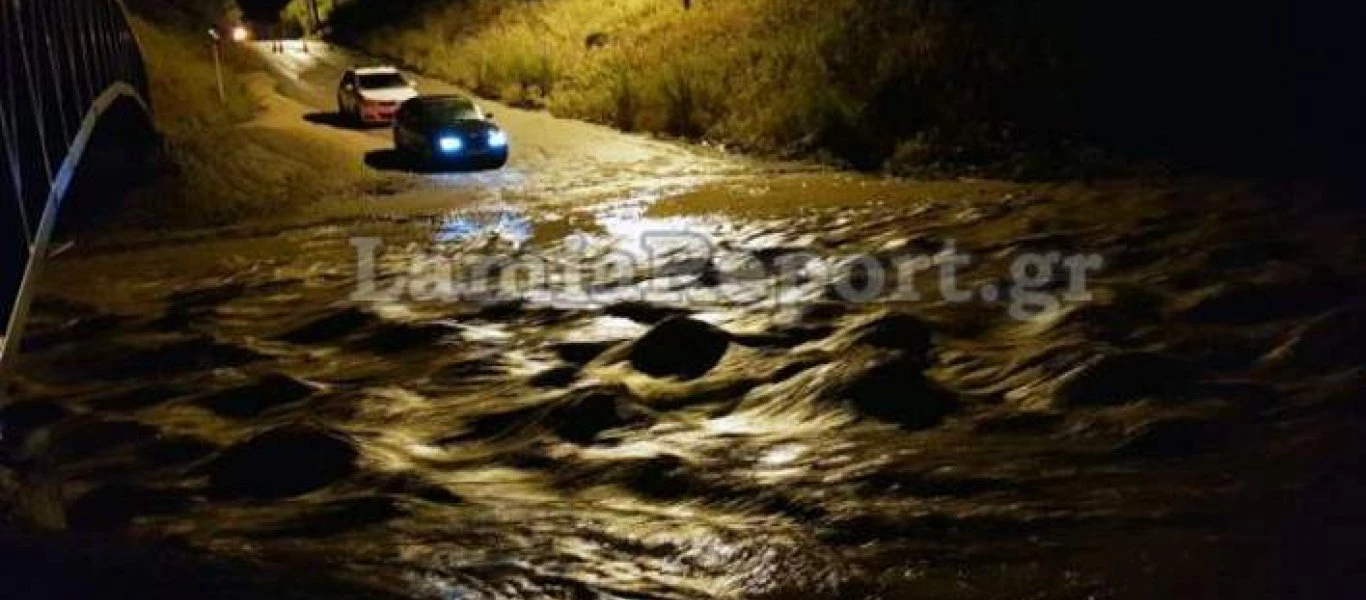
208 28 225 104
301 0 320 54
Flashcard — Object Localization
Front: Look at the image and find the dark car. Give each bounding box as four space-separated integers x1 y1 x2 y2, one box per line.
393 95 509 170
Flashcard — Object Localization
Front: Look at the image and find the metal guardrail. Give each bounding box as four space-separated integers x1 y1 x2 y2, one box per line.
0 0 151 372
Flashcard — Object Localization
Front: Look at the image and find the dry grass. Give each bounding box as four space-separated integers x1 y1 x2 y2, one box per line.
339 0 1096 175
134 16 257 132
350 0 850 151
123 17 368 229
331 0 1345 177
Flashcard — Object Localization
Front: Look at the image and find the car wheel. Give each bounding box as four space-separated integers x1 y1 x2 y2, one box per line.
400 143 428 171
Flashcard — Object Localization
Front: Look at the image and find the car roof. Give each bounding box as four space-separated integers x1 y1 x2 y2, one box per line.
353 66 401 75
404 94 475 108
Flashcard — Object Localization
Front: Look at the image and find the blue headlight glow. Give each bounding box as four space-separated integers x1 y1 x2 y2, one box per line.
438 136 463 153
487 130 508 148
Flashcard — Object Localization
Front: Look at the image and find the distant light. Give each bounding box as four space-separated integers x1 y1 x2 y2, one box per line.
232 26 250 42
438 136 463 153
487 130 508 148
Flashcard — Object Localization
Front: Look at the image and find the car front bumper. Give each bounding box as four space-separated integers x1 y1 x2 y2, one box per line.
359 103 400 123
420 142 508 169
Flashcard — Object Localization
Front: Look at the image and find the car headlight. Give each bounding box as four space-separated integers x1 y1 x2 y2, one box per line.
487 130 508 148
438 136 463 153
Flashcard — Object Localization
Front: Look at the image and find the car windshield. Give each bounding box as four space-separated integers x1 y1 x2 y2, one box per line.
421 99 482 122
358 72 407 89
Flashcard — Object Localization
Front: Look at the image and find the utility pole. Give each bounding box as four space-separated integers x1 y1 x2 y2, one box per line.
208 28 225 103
301 0 320 53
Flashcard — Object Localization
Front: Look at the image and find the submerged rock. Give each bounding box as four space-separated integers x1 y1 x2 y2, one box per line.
845 312 935 361
451 387 653 445
971 410 1065 434
549 388 655 444
550 340 618 365
1262 305 1366 371
377 473 464 504
277 307 378 345
52 419 161 461
20 313 127 352
1176 276 1338 326
268 496 406 538
1114 417 1227 459
206 425 358 499
67 484 191 531
529 365 580 388
835 356 958 429
0 400 68 437
137 435 218 467
95 336 264 379
628 317 731 380
86 384 183 412
195 374 319 419
349 321 457 354
1053 351 1197 407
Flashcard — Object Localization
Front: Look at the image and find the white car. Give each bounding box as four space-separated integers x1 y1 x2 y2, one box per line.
337 66 419 125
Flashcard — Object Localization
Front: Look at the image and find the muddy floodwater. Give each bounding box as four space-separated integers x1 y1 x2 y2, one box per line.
5 172 1364 599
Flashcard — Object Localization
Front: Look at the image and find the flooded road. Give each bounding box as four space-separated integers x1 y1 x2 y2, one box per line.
3 43 1365 600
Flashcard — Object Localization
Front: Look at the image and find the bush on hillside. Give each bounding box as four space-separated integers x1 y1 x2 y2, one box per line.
327 0 1365 176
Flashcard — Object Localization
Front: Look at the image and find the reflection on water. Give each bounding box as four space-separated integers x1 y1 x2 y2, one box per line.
435 208 535 247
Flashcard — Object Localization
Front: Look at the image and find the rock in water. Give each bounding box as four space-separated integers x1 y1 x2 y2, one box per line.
1114 417 1227 459
350 322 456 354
551 340 618 365
454 386 654 445
52 419 160 461
846 312 935 361
551 388 654 444
97 336 263 379
206 425 358 499
138 435 217 467
0 400 68 443
1262 305 1366 371
628 317 730 380
529 365 580 388
67 484 191 531
277 307 378 344
1054 351 1197 407
195 374 318 418
836 356 958 429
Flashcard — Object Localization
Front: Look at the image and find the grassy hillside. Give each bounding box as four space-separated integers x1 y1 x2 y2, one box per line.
117 8 366 228
328 0 1363 178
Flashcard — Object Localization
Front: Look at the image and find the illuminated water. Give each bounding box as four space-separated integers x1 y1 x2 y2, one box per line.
6 176 1364 599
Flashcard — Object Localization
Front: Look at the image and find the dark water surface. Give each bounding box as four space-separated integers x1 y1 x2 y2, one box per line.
5 177 1365 599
